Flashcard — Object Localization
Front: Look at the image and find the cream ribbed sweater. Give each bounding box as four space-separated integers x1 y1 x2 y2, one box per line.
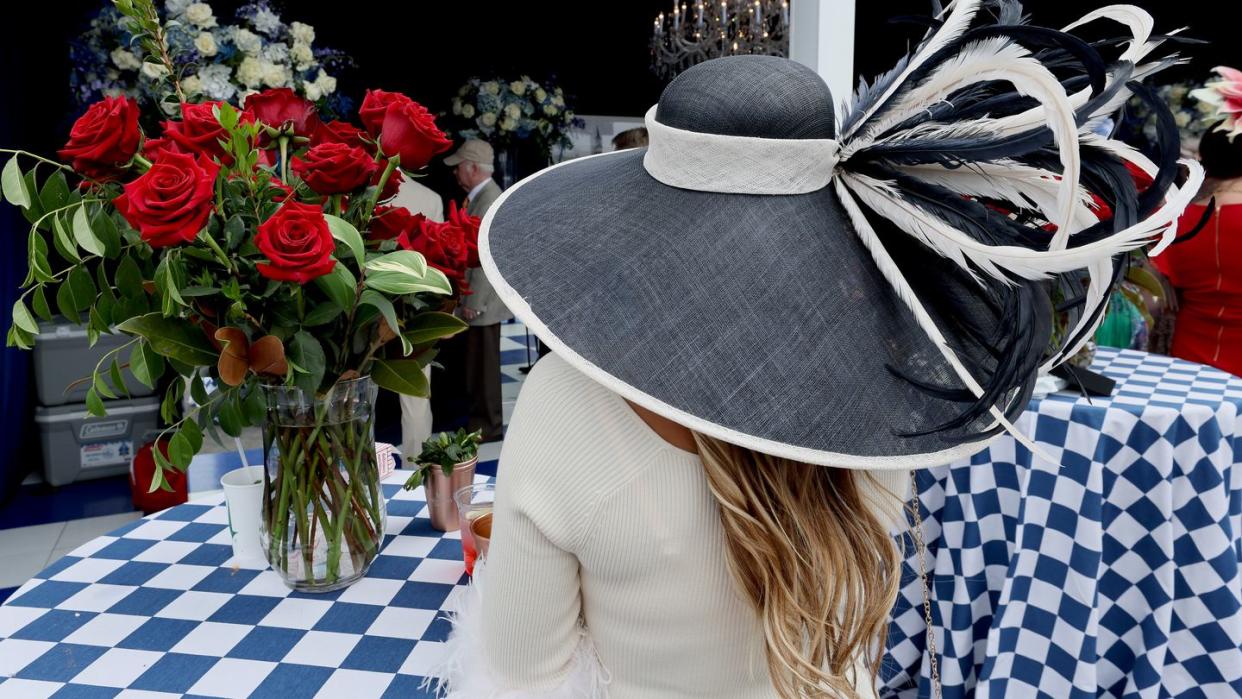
473 353 910 697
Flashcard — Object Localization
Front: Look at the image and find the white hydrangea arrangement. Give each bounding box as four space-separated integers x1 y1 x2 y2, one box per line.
447 75 583 160
71 0 351 120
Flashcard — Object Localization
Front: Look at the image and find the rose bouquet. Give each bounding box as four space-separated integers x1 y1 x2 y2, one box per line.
4 0 461 591
71 0 351 123
445 75 583 161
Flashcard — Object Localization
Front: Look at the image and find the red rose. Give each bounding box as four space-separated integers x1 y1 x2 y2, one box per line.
244 88 321 138
446 199 482 268
113 151 220 248
374 167 403 203
359 90 452 169
358 90 405 137
398 214 469 293
58 96 142 179
368 205 416 241
162 101 236 162
255 202 337 283
142 136 185 161
291 143 378 195
379 101 452 170
313 120 372 150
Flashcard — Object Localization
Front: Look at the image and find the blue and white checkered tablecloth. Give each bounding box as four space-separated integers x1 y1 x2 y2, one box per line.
0 470 481 698
4 348 1241 698
881 348 1242 698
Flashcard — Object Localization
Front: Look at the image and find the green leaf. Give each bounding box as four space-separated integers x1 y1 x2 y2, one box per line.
168 431 194 469
360 290 411 356
6 325 33 350
10 299 38 334
87 306 110 346
150 449 172 492
115 254 144 299
20 171 45 225
217 394 244 437
402 311 468 346
72 205 105 257
55 266 96 322
116 313 218 366
190 372 209 405
313 262 356 311
161 380 183 424
365 250 428 278
363 268 453 297
181 417 204 453
1 156 31 208
302 302 342 327
178 286 219 297
92 211 122 259
288 331 326 396
372 358 430 397
51 213 81 264
31 286 52 322
223 215 247 251
130 341 164 389
241 385 266 425
94 370 117 399
110 359 130 399
324 214 366 264
85 387 107 417
154 256 185 316
39 171 70 214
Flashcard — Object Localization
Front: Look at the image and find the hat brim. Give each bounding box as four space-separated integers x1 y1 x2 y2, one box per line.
479 148 996 469
443 154 465 166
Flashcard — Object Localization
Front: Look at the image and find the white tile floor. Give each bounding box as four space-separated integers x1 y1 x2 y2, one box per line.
1 320 536 591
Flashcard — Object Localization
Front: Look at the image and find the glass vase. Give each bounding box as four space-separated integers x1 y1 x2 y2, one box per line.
259 377 385 592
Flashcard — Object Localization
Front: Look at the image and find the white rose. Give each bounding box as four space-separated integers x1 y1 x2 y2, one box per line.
103 87 123 98
451 99 462 115
234 28 262 55
290 42 314 68
1174 111 1192 128
236 56 264 88
304 83 322 101
290 21 315 46
534 87 547 102
110 48 142 71
182 75 203 94
483 81 500 96
544 104 559 116
106 69 120 81
164 0 193 17
552 94 564 107
479 112 497 127
141 61 169 80
194 32 218 56
505 104 521 120
461 104 476 119
1170 85 1189 101
184 3 217 28
509 80 526 96
314 70 336 96
500 117 518 132
261 61 291 88
564 110 574 120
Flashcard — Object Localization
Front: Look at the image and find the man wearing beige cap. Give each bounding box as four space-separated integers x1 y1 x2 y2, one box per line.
444 139 510 441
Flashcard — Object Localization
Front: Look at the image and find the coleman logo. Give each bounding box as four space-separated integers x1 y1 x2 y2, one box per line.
81 420 128 439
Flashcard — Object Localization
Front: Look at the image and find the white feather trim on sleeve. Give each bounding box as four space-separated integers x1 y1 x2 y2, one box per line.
421 560 612 698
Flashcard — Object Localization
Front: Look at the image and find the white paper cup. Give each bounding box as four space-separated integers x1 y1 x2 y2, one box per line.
221 466 265 564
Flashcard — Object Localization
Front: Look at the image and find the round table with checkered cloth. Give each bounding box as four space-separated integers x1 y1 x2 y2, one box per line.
880 347 1242 698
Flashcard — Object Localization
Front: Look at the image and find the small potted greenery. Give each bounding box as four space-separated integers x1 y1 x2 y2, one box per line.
403 428 483 531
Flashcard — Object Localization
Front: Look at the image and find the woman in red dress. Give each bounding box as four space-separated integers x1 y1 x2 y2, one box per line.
1154 126 1242 376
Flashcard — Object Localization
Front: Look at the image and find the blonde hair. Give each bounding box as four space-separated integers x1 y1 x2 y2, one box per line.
693 432 903 698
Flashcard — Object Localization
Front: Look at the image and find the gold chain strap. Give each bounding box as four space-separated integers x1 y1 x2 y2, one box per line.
909 471 943 699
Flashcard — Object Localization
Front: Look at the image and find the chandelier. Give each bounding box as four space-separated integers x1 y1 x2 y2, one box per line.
650 1 790 81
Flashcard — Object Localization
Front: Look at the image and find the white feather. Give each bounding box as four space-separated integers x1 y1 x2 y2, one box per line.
842 0 983 140
1062 5 1154 64
843 39 1082 249
1041 258 1114 371
834 179 1056 462
840 172 1182 282
423 560 612 698
899 160 1100 234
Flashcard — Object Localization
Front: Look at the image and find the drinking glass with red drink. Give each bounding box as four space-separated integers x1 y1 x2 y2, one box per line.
454 483 495 575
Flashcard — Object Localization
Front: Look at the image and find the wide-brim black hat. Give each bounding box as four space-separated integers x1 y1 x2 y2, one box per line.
479 3 1201 469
